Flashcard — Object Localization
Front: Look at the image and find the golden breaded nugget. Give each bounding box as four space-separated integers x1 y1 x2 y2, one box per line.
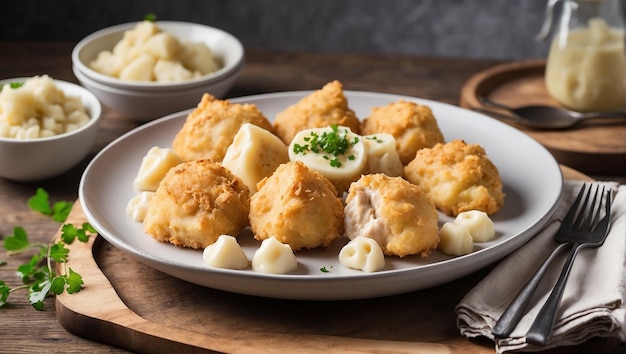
172 93 273 162
143 159 250 249
344 174 439 258
404 139 504 216
273 80 360 144
249 161 345 251
361 100 444 165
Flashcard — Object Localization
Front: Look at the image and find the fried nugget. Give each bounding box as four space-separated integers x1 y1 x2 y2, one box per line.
143 159 250 249
403 139 504 216
249 161 345 251
344 174 439 258
361 100 444 165
273 80 360 145
172 93 273 162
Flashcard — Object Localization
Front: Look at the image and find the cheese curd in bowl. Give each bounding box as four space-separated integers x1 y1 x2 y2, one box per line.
0 75 90 139
88 20 222 83
0 76 101 181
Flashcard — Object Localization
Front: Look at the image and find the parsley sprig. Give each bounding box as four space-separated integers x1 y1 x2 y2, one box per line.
292 124 359 167
0 188 96 310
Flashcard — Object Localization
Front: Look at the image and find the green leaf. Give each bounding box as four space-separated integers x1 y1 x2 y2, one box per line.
79 223 97 242
50 276 66 295
29 280 51 311
51 201 73 223
49 242 70 263
0 280 10 307
61 223 96 244
28 188 52 216
60 224 78 244
3 226 30 251
65 269 83 294
16 251 48 283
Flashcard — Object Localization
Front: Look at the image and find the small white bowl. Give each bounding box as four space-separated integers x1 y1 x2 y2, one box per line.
72 21 244 92
0 78 102 182
73 63 241 122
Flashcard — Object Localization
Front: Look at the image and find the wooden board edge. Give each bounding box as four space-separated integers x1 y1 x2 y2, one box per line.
459 59 546 110
53 201 459 354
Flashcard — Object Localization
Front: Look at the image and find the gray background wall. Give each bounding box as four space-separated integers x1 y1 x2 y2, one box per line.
0 0 605 60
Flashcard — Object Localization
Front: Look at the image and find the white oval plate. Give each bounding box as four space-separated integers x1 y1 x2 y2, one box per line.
79 91 563 300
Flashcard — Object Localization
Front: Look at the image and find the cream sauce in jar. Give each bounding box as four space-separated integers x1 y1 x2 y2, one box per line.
545 18 625 112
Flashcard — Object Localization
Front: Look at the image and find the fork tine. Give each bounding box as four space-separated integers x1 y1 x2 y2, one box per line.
595 189 612 233
588 186 606 231
578 184 601 231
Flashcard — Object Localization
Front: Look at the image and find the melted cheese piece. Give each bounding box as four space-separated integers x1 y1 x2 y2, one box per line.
252 236 297 274
133 146 183 191
288 126 367 182
438 222 473 256
222 123 289 193
125 191 155 222
453 210 495 242
362 134 403 177
339 236 385 272
202 235 249 269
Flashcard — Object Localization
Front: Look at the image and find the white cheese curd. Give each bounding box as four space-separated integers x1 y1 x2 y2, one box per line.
338 236 385 273
222 123 289 193
0 75 90 139
288 125 367 182
251 236 297 274
89 21 221 82
202 235 249 270
125 191 155 222
361 134 403 177
453 210 495 242
133 146 183 192
438 222 474 256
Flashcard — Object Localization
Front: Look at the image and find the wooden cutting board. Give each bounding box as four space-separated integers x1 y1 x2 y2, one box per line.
54 200 494 354
53 168 613 354
460 60 625 176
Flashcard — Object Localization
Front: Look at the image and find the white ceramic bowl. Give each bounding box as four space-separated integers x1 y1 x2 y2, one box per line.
0 78 102 182
73 63 241 122
72 21 244 92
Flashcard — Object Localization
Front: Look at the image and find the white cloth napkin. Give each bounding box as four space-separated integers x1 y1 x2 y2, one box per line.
456 180 625 353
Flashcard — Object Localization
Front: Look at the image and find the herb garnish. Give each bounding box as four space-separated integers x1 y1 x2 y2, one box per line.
365 135 384 143
144 13 157 22
0 188 96 310
292 124 359 167
0 82 24 92
320 265 334 273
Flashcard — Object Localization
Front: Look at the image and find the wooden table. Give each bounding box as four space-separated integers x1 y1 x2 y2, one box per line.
0 42 624 353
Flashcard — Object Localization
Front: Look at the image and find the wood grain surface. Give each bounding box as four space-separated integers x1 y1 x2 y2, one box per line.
460 60 626 176
0 41 623 354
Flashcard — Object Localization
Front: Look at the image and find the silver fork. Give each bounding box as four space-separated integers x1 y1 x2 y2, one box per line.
492 183 613 342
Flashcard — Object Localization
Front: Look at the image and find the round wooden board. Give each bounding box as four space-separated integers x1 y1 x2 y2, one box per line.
460 60 625 176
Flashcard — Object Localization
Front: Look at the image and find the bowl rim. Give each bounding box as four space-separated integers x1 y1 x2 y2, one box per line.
73 63 243 97
0 77 102 143
71 21 244 91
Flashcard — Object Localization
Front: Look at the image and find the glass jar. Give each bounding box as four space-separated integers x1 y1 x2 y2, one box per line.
539 0 625 112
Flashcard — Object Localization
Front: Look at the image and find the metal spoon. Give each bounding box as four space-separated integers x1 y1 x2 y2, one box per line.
476 96 626 129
